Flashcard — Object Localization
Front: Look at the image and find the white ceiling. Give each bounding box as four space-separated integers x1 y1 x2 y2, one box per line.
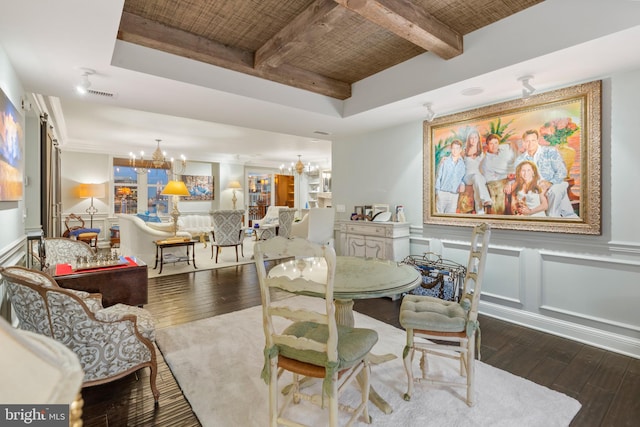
1 0 640 169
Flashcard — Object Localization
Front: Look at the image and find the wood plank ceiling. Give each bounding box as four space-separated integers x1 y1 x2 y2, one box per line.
118 0 543 100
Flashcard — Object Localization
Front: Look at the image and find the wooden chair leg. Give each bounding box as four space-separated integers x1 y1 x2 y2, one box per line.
235 246 239 262
403 329 415 401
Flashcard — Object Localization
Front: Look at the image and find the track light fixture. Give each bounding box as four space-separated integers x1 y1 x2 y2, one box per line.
518 75 536 99
424 103 436 122
76 68 95 95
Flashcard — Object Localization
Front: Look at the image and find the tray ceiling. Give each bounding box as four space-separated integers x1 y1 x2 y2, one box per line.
118 0 543 99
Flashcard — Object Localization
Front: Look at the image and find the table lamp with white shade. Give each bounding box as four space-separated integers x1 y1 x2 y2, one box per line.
228 180 242 209
161 180 190 237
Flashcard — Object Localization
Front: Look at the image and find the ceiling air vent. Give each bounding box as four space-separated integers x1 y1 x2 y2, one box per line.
87 88 117 98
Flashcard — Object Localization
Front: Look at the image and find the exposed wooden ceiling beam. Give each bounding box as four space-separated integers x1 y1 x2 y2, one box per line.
334 0 463 59
118 12 351 99
255 0 349 69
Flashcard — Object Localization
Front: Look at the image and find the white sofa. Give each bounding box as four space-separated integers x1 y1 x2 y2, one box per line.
177 214 214 238
118 214 191 266
253 206 288 228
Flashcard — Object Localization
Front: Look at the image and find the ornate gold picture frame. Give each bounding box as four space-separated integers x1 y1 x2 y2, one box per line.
423 80 601 235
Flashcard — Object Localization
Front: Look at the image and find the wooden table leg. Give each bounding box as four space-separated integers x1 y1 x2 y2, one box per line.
191 242 197 269
154 245 160 270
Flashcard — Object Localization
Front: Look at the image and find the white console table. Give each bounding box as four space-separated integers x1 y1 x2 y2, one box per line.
338 220 410 262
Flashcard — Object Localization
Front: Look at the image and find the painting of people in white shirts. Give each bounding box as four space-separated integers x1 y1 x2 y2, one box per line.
509 129 578 218
435 139 465 214
510 161 548 217
462 129 492 214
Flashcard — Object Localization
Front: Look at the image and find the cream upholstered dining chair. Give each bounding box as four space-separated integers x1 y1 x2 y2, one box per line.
210 209 245 262
307 207 336 247
399 223 490 407
255 236 378 426
43 237 96 269
0 266 160 403
0 316 85 424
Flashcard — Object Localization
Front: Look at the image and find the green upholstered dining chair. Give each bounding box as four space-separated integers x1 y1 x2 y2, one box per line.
399 223 491 407
254 236 378 427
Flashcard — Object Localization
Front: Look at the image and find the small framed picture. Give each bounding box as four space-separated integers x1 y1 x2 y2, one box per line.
364 205 373 219
353 206 365 220
373 204 390 215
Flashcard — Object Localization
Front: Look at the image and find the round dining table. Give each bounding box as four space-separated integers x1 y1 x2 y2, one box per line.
268 255 421 414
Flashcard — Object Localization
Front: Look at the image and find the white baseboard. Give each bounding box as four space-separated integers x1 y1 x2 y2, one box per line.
480 301 640 359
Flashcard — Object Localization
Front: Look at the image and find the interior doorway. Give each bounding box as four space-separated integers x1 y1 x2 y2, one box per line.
274 174 294 208
247 172 271 226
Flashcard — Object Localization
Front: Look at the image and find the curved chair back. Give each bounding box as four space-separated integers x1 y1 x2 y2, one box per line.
43 237 95 268
211 210 244 246
308 207 336 246
0 316 84 410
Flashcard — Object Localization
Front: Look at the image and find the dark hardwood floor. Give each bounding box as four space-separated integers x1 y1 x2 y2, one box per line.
81 263 640 426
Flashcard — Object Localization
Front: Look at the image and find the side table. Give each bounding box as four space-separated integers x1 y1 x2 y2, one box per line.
26 230 44 269
154 239 197 274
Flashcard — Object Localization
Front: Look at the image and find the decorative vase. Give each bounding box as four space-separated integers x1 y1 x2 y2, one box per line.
556 144 576 179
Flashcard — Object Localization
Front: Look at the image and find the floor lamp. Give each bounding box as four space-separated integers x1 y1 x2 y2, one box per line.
161 180 190 237
78 183 105 228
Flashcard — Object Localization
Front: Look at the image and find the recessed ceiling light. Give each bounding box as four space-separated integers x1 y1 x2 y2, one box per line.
461 87 484 96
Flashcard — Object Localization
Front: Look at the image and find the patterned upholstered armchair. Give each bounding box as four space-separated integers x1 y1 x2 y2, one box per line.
210 209 245 262
0 266 159 403
43 237 95 269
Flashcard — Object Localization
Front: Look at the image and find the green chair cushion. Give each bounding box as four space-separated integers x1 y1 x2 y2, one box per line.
399 294 467 332
279 322 378 369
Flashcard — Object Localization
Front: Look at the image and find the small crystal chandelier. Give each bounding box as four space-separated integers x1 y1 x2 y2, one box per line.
129 139 186 176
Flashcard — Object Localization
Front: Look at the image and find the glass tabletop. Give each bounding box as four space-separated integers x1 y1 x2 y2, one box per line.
268 255 421 300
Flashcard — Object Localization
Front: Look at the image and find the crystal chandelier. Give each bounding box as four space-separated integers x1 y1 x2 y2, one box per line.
129 139 186 176
279 155 317 175
295 155 304 175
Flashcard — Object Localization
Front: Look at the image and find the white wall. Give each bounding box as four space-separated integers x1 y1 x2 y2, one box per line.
60 152 224 220
0 47 28 255
0 46 30 320
333 71 640 358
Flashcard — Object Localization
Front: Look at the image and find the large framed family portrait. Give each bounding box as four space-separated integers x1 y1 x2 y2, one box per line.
424 80 601 235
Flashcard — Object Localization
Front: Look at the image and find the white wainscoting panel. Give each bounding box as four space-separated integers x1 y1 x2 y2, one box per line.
540 251 640 333
411 233 640 358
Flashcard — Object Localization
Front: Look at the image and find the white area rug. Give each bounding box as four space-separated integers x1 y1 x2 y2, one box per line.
147 237 255 278
155 296 581 426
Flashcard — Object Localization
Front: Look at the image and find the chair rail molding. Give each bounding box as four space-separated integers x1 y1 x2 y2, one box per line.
409 230 640 359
